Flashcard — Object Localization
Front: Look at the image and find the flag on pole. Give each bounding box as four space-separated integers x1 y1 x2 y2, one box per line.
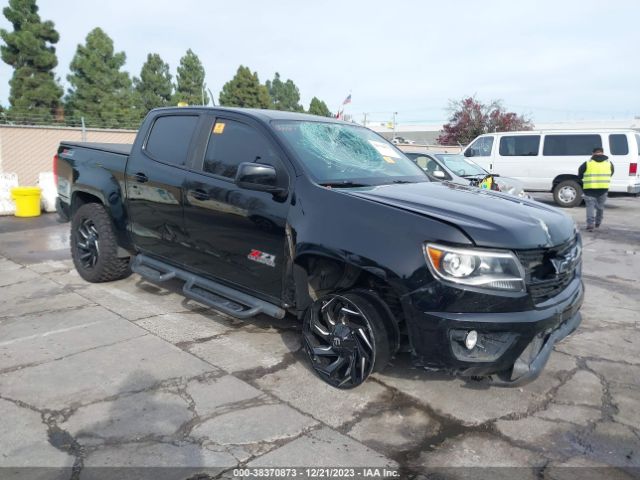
342 94 352 105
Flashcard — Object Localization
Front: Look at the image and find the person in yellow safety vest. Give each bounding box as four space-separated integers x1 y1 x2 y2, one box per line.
578 147 614 232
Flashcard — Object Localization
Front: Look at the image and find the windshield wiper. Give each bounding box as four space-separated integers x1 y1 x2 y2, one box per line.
319 181 370 188
391 180 413 184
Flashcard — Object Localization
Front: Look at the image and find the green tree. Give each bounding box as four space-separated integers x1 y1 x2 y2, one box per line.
265 72 303 112
173 49 208 105
308 97 332 117
0 0 63 123
133 53 173 113
65 28 139 128
219 65 270 108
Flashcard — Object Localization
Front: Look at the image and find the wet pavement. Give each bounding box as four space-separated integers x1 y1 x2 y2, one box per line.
0 193 638 479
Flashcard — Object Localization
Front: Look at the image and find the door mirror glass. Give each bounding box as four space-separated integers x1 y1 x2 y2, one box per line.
235 162 286 194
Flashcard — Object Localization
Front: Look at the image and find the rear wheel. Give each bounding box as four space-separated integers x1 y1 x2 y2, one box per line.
71 203 131 282
302 291 391 389
553 180 582 208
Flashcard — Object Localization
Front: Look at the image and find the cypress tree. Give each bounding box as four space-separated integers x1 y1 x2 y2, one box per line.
308 97 332 117
219 65 270 109
134 53 173 113
266 72 303 112
173 49 208 106
65 28 139 128
0 0 63 123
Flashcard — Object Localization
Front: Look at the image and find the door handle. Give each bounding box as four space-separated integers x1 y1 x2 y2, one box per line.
134 172 148 183
191 189 210 201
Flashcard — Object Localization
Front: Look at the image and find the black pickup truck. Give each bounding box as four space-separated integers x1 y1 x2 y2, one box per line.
55 107 583 389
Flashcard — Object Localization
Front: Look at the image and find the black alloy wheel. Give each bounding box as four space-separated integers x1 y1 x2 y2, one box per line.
303 292 391 389
76 219 100 269
70 202 131 283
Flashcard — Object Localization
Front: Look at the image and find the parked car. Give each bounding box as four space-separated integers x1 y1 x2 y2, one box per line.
461 130 640 207
391 136 416 145
55 107 583 389
404 151 531 199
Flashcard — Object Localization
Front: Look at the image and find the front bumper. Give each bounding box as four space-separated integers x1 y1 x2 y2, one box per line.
404 277 584 386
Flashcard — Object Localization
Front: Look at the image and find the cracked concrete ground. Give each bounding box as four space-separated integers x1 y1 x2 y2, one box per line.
0 194 638 479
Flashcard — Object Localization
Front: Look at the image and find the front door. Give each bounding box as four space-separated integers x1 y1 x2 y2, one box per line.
182 115 290 301
125 113 200 262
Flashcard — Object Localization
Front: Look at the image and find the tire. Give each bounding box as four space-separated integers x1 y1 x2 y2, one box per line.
553 180 582 208
302 290 392 389
70 202 131 283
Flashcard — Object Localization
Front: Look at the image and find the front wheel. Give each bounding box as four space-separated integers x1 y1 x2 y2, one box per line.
302 291 391 389
553 180 582 208
71 202 131 283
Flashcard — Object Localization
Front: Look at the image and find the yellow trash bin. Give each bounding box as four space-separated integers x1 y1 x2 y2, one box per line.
11 186 42 217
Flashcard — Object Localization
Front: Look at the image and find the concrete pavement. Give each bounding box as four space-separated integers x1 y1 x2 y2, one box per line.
0 194 638 479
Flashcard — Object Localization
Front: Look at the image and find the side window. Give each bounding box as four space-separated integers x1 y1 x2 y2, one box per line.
609 134 629 155
145 115 199 166
416 156 448 178
467 136 494 156
498 135 540 156
636 135 640 154
203 119 284 181
543 134 602 156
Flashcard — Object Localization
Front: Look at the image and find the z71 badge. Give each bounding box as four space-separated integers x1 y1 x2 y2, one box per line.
247 249 276 267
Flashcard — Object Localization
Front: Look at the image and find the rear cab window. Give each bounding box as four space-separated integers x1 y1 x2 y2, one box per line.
609 134 629 155
498 135 540 156
145 115 199 166
543 134 602 156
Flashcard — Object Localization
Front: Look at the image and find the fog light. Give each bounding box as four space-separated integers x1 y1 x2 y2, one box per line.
465 330 478 350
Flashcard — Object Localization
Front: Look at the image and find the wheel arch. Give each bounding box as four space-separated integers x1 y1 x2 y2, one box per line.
552 173 581 187
71 189 104 215
293 252 402 354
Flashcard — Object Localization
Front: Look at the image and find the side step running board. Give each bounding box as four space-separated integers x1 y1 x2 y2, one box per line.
131 254 285 320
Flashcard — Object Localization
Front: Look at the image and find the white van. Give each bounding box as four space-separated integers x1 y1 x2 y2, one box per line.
462 130 640 207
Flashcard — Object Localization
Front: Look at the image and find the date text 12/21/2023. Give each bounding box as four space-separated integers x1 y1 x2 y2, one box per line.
231 467 400 478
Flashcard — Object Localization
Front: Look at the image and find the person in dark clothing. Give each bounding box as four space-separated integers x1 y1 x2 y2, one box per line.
578 147 614 231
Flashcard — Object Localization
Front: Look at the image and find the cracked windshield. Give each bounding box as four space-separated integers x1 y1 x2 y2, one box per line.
273 121 428 186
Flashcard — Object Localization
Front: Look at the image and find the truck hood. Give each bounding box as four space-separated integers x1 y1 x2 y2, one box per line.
343 182 575 249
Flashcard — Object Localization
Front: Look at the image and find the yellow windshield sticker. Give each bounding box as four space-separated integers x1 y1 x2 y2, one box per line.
369 140 401 158
383 156 396 164
213 123 225 134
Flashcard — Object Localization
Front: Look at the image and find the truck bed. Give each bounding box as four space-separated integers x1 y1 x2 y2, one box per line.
60 142 132 156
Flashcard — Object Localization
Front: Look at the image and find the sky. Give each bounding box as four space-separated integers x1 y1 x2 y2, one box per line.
1 0 639 126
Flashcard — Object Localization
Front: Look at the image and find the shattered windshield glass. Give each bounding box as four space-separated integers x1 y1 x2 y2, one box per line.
272 121 428 186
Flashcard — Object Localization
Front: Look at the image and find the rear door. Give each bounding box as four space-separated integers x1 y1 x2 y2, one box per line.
542 133 603 189
181 113 291 301
607 133 636 192
125 113 200 262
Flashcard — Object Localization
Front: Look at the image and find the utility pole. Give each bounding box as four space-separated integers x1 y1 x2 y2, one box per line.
363 113 368 127
392 112 397 140
81 117 87 142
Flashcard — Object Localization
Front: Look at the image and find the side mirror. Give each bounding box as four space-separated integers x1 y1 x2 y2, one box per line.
464 149 474 157
432 170 446 179
235 162 286 195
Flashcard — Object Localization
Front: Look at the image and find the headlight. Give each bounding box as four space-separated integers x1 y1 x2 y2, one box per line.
424 243 526 292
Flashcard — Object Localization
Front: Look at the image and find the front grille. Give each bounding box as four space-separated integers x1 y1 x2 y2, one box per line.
515 236 580 304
